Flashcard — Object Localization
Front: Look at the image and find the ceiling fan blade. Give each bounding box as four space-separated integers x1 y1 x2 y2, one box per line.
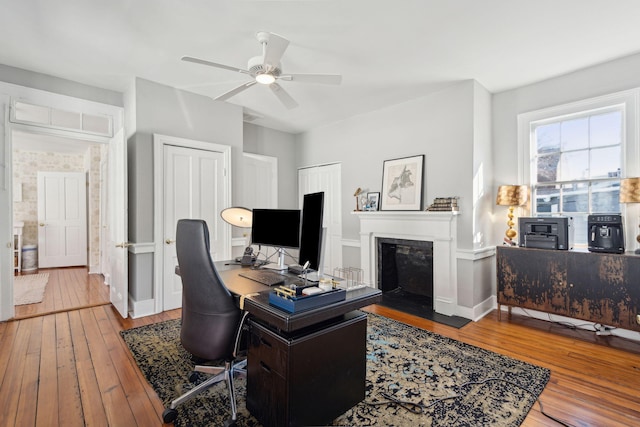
262 33 289 70
182 56 251 75
280 73 342 85
214 81 257 101
269 83 298 109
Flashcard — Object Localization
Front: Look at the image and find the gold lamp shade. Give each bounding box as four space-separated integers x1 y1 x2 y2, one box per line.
496 185 528 207
496 185 528 242
620 177 640 203
620 177 640 252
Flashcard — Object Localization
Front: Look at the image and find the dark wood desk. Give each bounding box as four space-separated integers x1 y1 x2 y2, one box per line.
213 262 382 427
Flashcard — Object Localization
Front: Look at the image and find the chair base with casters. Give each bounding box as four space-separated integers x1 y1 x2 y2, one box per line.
163 311 250 426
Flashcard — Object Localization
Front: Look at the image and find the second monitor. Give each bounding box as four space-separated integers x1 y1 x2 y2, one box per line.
298 192 325 273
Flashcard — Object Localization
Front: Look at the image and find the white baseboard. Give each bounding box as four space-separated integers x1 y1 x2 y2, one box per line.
468 295 496 322
128 297 157 319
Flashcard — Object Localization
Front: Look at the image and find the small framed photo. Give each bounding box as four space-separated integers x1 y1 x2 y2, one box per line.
381 154 424 211
366 192 380 211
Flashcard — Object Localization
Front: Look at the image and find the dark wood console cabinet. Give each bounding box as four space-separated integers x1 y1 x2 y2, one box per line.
497 246 640 332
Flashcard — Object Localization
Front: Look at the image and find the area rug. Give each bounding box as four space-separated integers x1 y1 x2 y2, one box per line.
121 314 550 427
14 273 49 305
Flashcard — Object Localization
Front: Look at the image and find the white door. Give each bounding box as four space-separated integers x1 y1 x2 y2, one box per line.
37 171 87 268
298 163 342 275
162 145 226 311
107 128 128 318
242 153 278 209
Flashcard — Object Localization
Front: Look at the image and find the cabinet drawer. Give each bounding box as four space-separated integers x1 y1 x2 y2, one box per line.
248 322 287 377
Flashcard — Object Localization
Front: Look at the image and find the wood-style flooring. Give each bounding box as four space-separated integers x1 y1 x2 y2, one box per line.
13 267 111 320
1 268 639 426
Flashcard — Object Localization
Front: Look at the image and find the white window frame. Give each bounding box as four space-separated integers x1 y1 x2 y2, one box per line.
518 89 640 248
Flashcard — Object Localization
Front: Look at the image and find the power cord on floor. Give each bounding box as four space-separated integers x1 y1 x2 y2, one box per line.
518 308 619 337
366 377 574 427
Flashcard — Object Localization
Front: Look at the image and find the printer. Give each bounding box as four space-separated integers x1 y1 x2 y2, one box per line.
519 216 574 250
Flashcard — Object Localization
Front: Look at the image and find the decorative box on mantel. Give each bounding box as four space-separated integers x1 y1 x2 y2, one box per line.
353 211 460 317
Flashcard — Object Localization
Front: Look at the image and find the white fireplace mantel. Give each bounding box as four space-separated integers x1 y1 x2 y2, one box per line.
353 211 459 317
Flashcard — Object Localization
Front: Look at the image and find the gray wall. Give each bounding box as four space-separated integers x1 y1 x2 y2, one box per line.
7 48 640 315
0 63 122 107
127 77 243 300
295 80 495 314
296 80 489 251
492 51 640 244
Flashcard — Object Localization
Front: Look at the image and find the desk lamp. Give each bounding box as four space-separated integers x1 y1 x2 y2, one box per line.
220 207 253 263
496 185 528 245
620 177 640 254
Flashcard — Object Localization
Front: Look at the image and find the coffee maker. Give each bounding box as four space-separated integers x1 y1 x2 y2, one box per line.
588 214 625 254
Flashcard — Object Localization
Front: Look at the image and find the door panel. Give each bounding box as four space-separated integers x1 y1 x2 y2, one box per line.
108 128 128 318
37 171 87 268
163 145 225 311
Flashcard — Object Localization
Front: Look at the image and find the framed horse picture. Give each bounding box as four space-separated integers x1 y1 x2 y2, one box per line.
381 155 424 211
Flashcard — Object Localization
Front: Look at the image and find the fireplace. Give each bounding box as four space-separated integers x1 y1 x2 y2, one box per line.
377 238 433 297
354 211 460 317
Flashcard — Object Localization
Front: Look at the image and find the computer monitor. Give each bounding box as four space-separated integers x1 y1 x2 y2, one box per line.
251 208 301 270
298 192 325 272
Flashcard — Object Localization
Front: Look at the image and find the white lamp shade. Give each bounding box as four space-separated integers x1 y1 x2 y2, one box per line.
220 207 253 228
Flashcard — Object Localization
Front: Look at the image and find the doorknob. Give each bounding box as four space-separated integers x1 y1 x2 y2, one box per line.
165 238 176 245
39 223 45 227
115 242 132 248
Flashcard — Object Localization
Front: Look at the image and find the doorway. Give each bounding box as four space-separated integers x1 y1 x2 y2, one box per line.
12 131 101 268
0 88 126 322
12 131 104 313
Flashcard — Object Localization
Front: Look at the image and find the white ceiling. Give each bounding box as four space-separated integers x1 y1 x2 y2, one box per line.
2 0 640 134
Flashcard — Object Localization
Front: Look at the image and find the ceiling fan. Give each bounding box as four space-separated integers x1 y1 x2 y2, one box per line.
181 31 342 109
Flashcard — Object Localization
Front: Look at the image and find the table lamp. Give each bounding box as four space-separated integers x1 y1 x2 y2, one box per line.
220 207 254 263
619 177 640 254
496 185 528 244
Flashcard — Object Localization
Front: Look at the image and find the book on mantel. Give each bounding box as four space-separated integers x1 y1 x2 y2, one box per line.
426 197 459 212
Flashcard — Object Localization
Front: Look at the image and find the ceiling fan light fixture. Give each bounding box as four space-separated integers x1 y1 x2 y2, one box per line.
255 73 276 85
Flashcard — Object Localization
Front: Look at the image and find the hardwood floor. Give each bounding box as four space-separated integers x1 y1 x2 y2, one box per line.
13 267 111 320
1 278 639 426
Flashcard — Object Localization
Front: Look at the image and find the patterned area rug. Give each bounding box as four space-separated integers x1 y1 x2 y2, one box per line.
121 314 550 427
14 273 49 305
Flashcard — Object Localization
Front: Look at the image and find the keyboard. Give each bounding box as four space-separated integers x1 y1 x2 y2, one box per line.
239 269 286 286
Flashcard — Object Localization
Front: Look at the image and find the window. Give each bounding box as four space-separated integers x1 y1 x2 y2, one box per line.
531 108 622 244
519 90 639 248
11 100 113 137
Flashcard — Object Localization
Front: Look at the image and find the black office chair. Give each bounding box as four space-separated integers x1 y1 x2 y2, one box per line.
162 219 248 427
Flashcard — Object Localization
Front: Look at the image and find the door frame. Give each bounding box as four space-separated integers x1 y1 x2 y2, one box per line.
0 82 124 321
152 133 231 314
